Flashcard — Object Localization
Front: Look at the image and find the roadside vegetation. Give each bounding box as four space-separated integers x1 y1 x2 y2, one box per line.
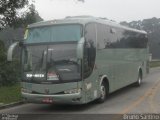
0 84 21 105
0 0 43 106
150 60 160 68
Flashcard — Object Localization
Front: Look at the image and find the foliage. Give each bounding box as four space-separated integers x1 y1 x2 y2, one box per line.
0 40 5 62
0 84 21 104
150 60 160 68
14 4 43 28
0 40 20 86
0 1 43 86
0 4 43 48
0 0 42 29
0 0 28 29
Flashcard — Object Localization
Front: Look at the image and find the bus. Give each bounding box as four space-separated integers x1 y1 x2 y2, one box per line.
7 16 149 104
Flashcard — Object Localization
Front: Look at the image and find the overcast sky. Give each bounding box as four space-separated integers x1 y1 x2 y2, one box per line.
34 0 160 22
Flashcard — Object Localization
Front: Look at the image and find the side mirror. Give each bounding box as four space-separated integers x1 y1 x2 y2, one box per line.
7 42 19 61
77 37 85 59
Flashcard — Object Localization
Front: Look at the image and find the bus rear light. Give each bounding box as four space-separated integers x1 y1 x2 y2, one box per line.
47 72 59 80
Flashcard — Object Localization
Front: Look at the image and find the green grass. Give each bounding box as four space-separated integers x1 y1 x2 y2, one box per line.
150 60 160 68
0 84 21 105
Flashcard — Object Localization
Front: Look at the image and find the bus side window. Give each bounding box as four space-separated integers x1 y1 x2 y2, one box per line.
84 23 96 78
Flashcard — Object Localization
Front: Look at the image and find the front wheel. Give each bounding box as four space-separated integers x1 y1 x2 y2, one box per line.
135 73 142 87
97 81 108 103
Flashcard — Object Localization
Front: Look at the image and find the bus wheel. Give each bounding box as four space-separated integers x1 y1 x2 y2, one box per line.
97 81 107 103
135 73 142 87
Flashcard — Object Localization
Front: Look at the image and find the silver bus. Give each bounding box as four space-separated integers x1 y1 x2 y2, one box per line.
8 16 149 104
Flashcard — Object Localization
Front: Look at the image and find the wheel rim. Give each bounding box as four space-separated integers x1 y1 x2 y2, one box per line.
138 76 141 85
100 85 106 99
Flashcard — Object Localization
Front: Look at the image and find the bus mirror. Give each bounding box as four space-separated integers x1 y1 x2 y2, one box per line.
77 37 85 59
7 42 19 61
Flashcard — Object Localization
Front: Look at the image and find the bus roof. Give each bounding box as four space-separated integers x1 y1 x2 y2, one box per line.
28 16 147 34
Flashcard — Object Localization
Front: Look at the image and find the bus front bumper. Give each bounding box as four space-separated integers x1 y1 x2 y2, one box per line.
22 92 83 104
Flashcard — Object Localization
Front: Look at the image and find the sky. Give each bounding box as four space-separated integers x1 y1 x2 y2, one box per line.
34 0 160 22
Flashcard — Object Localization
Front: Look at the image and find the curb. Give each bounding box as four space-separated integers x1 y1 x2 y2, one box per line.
0 101 24 110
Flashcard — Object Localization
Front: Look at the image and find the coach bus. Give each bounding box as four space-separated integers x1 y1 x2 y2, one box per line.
7 16 149 104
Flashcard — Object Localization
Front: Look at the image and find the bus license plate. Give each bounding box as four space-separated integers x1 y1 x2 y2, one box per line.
42 98 53 103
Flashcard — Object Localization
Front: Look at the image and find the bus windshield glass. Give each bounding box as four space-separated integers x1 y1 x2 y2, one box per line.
22 44 81 82
25 24 82 43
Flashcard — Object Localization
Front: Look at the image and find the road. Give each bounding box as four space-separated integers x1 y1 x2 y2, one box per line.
0 67 160 120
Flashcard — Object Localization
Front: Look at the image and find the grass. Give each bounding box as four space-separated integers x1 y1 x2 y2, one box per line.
0 84 21 105
150 60 160 68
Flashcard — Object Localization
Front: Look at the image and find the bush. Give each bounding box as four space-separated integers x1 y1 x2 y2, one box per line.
0 40 20 86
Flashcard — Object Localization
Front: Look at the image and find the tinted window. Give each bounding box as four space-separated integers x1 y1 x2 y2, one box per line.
97 23 117 49
84 23 96 78
47 44 81 81
96 23 148 49
97 23 105 49
106 29 148 48
22 44 81 82
122 31 148 48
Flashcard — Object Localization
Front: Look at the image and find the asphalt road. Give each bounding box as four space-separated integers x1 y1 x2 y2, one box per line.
1 67 160 120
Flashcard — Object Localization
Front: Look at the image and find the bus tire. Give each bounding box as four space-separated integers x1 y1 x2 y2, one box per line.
135 72 142 87
97 81 108 103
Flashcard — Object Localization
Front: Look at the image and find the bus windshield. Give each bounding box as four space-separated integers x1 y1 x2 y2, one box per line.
22 44 81 82
25 24 82 43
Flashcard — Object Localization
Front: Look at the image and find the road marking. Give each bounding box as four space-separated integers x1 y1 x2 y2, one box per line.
121 79 160 114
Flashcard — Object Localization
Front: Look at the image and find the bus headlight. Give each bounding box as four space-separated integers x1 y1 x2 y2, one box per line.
64 88 81 94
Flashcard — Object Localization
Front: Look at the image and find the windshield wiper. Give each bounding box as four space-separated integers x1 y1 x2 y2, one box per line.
47 49 62 80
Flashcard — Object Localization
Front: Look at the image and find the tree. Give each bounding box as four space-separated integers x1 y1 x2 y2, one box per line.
15 4 43 28
0 0 29 30
0 1 43 86
0 3 43 47
0 40 20 86
0 40 5 64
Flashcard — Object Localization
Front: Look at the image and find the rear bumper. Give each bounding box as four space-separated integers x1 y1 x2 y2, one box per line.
22 92 83 104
